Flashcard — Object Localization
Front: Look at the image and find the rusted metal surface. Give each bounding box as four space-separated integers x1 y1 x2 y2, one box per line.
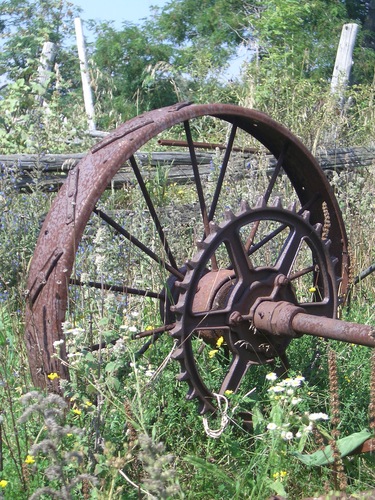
25 102 349 392
252 300 375 348
171 203 341 413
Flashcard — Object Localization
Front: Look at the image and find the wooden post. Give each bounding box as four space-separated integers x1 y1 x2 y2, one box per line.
36 41 56 107
37 41 56 89
331 23 359 95
74 17 96 131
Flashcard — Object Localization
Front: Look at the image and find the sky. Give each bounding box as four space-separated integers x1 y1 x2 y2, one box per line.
71 0 248 76
72 0 169 28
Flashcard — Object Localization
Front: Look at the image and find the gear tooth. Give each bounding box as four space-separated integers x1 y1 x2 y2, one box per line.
185 259 196 270
174 280 189 291
331 256 339 268
172 347 185 360
323 238 332 249
287 201 297 212
240 200 250 213
196 239 208 250
255 196 266 208
170 302 184 315
271 196 282 208
171 326 183 339
224 209 235 222
186 386 199 400
199 401 214 415
177 371 190 382
302 210 310 222
313 222 323 236
209 221 219 234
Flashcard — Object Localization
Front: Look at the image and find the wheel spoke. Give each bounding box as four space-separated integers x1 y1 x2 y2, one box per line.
244 143 289 252
133 323 175 339
219 354 252 394
289 265 314 281
207 124 237 222
186 310 229 331
69 278 161 299
227 231 253 280
264 142 289 202
129 155 178 270
93 207 184 280
275 228 303 276
184 119 218 270
300 301 331 315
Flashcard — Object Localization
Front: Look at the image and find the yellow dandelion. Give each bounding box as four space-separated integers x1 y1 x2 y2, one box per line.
84 401 93 407
273 470 287 480
72 408 82 415
25 455 35 464
145 326 154 331
47 372 59 381
309 286 316 293
0 480 8 488
224 390 233 396
66 433 73 437
208 349 218 358
216 336 224 348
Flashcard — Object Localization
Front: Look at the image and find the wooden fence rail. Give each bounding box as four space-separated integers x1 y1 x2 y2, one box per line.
1 146 375 191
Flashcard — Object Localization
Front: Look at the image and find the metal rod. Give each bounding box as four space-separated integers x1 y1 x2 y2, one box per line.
208 124 237 222
69 278 161 299
158 139 258 153
94 207 184 280
184 120 218 270
292 313 375 347
252 300 375 348
129 155 178 270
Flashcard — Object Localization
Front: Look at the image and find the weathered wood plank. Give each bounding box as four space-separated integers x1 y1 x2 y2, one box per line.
1 146 374 191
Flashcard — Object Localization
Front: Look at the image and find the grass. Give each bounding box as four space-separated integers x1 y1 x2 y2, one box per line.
1 101 375 499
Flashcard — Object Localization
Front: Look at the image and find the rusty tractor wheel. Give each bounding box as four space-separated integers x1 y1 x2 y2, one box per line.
24 102 349 391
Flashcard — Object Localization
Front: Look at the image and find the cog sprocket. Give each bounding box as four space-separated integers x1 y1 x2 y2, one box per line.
171 197 339 414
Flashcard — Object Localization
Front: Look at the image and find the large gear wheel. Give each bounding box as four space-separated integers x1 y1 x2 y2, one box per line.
171 198 339 414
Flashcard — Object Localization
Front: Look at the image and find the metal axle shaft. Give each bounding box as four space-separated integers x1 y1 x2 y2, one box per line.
252 300 375 348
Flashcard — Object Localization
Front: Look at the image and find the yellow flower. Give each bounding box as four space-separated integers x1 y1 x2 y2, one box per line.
47 372 59 380
208 349 218 358
84 401 93 407
0 480 8 488
216 336 224 348
309 286 317 293
273 470 287 480
224 390 233 396
25 455 35 464
145 326 154 331
72 408 82 415
66 433 73 437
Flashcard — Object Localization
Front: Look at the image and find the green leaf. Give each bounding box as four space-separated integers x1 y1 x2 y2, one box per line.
293 429 373 466
269 479 287 497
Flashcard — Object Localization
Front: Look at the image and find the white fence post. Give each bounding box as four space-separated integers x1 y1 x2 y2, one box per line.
37 41 56 88
74 17 96 131
331 23 359 95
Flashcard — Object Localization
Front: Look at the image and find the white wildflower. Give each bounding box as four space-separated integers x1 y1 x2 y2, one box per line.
267 422 277 431
291 397 302 405
281 431 294 440
308 412 329 421
269 385 285 393
53 339 64 347
266 372 278 381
